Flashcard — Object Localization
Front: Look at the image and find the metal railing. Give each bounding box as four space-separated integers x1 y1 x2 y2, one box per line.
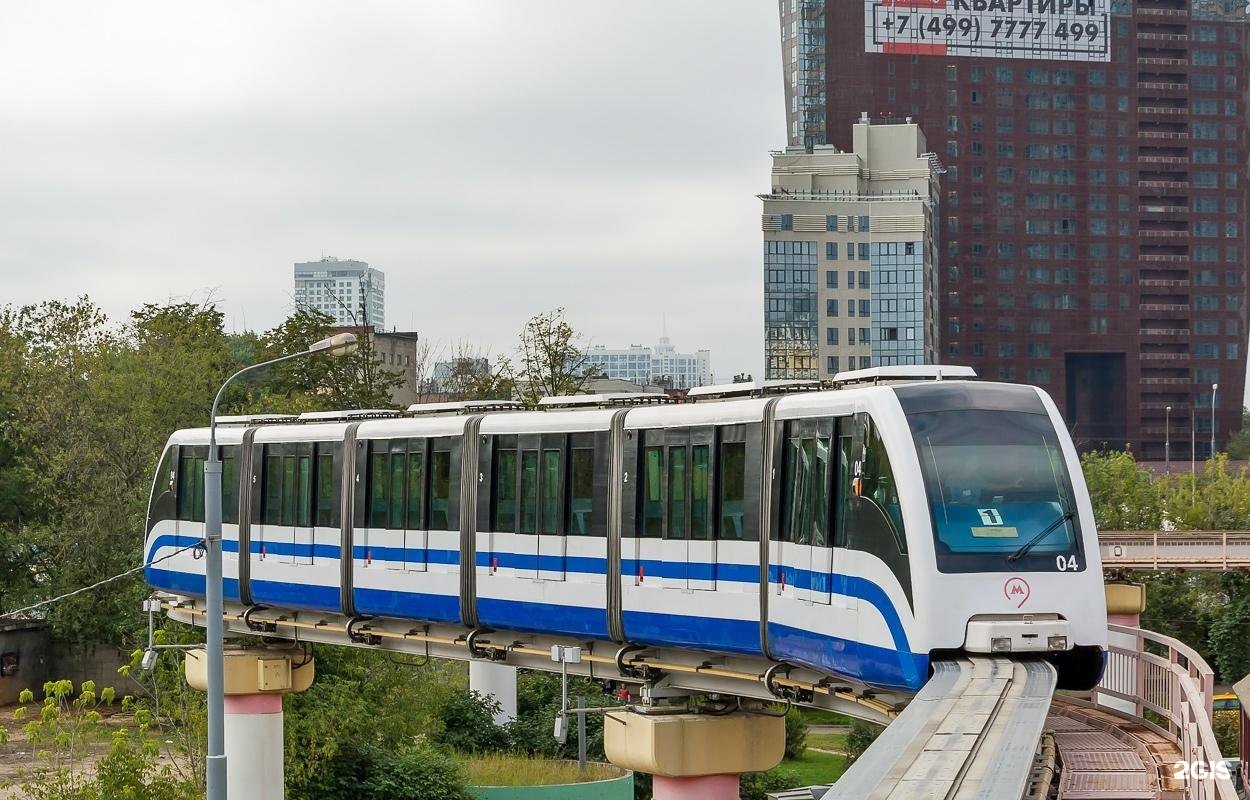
1094 624 1236 800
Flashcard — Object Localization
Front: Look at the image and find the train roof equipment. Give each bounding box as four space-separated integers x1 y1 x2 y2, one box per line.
405 400 526 416
831 364 977 387
537 393 674 410
215 414 299 426
685 379 821 402
297 409 403 423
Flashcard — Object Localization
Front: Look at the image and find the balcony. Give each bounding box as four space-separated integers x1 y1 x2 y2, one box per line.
1140 254 1190 262
1139 156 1190 165
1137 57 1189 65
1141 401 1191 410
1136 6 1189 16
1138 81 1188 91
1140 327 1191 336
1140 230 1189 238
1138 180 1190 189
1138 130 1189 139
1140 204 1191 213
1140 352 1191 360
1141 279 1191 287
1140 303 1190 311
1138 106 1189 115
1141 377 1193 385
1137 32 1190 41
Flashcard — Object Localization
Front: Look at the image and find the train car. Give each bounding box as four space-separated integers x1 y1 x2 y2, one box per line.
144 365 1107 693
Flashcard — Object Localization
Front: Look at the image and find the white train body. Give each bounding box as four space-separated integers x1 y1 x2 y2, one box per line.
145 374 1108 693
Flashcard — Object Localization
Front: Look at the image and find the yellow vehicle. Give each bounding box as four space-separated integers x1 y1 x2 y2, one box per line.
1213 692 1240 713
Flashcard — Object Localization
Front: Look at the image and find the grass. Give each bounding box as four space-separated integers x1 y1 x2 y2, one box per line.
779 748 850 786
800 709 855 726
807 732 848 753
463 754 623 787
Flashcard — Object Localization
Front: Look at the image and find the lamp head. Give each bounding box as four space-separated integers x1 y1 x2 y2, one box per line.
1166 405 1171 412
310 332 358 358
1213 383 1219 392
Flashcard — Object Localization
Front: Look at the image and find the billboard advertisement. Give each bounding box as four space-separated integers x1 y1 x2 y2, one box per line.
864 0 1110 61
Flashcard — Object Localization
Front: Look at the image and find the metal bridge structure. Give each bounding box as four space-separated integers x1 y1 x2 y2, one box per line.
1100 530 1250 571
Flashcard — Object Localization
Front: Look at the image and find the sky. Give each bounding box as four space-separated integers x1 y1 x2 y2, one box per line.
0 2 783 381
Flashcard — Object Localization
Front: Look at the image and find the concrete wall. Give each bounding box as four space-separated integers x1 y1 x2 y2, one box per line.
0 624 51 705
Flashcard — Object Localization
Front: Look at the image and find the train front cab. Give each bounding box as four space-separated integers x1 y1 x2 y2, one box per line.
896 382 1108 690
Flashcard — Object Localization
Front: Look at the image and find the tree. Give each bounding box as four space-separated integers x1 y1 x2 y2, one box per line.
259 309 404 412
1225 408 1250 460
505 309 599 406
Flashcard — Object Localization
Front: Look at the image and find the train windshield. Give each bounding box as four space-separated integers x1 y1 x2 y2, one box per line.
906 408 1083 573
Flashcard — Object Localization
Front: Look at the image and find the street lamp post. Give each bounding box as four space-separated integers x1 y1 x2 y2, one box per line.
1211 383 1219 458
1165 405 1171 471
203 332 357 800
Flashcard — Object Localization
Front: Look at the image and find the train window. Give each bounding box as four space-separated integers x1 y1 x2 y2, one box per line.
388 450 406 530
280 455 297 526
642 446 664 538
406 446 426 530
493 448 517 532
296 454 312 528
315 450 335 527
519 450 538 534
861 426 904 547
430 448 453 531
264 454 283 525
541 450 561 535
666 446 687 540
368 448 388 529
834 433 853 547
779 425 832 546
177 449 206 522
222 447 237 525
691 445 710 540
718 442 747 540
568 448 594 535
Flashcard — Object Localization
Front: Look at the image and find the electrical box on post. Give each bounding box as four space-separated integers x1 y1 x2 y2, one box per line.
257 657 292 691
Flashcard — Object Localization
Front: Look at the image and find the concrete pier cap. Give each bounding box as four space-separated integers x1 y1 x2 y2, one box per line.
184 646 315 695
603 709 785 777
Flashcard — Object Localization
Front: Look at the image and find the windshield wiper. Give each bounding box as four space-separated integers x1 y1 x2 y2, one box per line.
1006 510 1075 563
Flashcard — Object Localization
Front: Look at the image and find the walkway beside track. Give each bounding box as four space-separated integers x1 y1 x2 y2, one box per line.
1048 698 1184 800
822 657 1057 799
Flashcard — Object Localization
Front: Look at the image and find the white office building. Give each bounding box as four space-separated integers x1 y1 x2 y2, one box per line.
293 257 385 328
585 336 712 391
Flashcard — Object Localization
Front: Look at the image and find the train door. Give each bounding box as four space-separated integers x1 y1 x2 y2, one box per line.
291 443 314 566
685 431 716 591
537 441 566 581
515 435 541 580
772 418 835 603
832 419 857 613
403 439 428 572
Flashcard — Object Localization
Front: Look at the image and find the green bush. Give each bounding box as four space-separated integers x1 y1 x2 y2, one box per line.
365 743 472 800
740 768 801 800
845 720 883 763
783 706 809 759
432 690 510 754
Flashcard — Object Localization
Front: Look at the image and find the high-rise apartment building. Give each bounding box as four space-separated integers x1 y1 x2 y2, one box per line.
762 118 941 378
294 257 386 328
585 336 713 390
782 0 1249 456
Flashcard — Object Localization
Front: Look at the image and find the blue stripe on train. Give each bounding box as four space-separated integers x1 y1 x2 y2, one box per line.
145 534 921 688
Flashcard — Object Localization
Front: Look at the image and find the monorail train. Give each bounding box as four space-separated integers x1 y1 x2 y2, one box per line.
144 366 1107 693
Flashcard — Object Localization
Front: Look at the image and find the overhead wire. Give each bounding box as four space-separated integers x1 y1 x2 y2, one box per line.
0 541 202 622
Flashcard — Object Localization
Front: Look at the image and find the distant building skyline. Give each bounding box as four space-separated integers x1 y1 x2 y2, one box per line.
294 256 386 328
585 335 713 390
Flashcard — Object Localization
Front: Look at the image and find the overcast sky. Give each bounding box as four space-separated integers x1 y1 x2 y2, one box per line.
0 2 782 380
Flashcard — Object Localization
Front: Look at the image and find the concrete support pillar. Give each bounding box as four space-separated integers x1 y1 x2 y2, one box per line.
603 709 784 800
224 694 285 799
469 661 517 725
1106 581 1146 629
185 647 315 800
653 774 740 800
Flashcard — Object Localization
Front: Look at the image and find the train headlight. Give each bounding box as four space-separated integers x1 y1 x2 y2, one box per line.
1048 635 1068 651
991 637 1012 653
